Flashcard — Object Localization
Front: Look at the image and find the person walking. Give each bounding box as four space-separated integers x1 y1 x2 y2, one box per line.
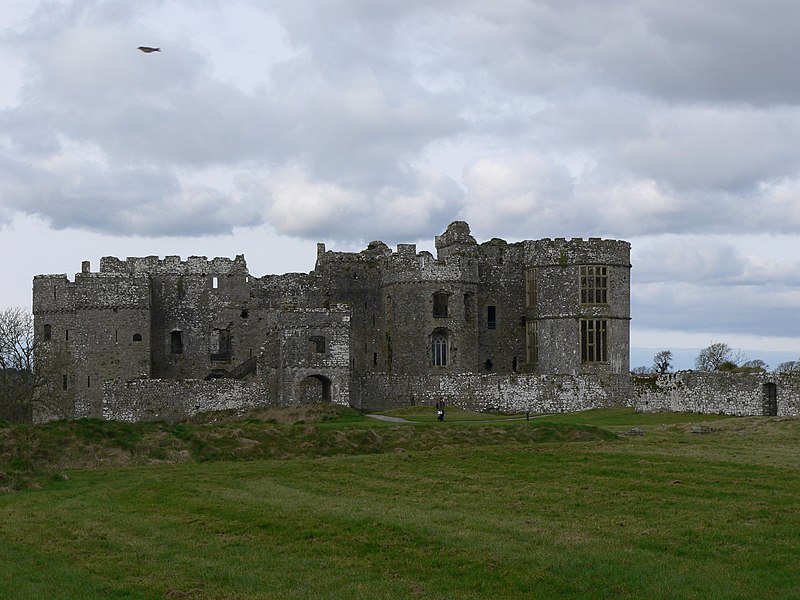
436 398 445 422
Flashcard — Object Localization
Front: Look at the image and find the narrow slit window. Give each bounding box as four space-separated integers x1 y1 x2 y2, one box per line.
487 306 497 329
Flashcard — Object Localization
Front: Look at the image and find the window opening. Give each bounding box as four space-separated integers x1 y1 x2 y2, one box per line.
487 306 497 329
432 332 448 366
62 374 67 391
43 324 52 341
240 309 249 319
464 292 474 322
87 375 91 388
309 335 326 353
65 329 69 341
433 292 449 318
171 330 184 354
526 320 539 364
580 266 608 304
133 333 142 342
526 268 538 309
210 328 231 360
212 276 219 289
581 319 608 362
484 359 493 371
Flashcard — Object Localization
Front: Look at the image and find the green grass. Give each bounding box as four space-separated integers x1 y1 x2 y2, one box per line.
377 405 526 422
1 407 799 598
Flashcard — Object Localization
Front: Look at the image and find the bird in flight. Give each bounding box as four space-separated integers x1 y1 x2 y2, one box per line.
138 46 161 53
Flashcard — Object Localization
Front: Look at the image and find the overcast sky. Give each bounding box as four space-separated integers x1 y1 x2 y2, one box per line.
1 0 799 370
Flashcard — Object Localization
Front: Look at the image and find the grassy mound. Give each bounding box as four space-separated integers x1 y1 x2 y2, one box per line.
0 404 616 492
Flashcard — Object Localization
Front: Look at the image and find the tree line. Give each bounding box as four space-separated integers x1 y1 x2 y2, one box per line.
632 343 800 375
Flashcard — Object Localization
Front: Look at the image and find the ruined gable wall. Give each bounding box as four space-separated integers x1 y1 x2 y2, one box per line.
314 242 389 376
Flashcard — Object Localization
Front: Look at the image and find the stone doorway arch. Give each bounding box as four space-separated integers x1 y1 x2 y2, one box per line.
762 383 778 416
298 374 332 404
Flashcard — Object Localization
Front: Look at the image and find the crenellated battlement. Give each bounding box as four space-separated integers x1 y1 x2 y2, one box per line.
31 220 633 423
98 254 249 275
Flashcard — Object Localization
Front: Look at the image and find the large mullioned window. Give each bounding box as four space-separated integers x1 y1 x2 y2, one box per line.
581 319 607 363
580 266 608 304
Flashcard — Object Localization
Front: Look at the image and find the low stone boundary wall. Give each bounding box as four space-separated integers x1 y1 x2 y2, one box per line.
354 373 630 413
633 371 800 416
102 379 271 422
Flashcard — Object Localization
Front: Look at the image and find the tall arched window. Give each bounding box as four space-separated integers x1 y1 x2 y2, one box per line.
432 331 448 366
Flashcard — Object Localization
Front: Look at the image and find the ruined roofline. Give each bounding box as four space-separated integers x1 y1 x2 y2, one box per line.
97 254 249 276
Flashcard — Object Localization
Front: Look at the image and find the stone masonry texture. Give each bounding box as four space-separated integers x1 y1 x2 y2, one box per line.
33 221 639 422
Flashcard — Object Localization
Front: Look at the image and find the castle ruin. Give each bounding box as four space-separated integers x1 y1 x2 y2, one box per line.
32 221 633 421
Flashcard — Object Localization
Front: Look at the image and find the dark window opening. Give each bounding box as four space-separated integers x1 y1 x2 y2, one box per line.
485 359 493 371
133 333 142 342
487 306 497 329
512 356 518 372
526 320 539 364
210 329 231 361
526 269 537 309
309 335 326 353
62 374 67 390
432 331 448 366
87 375 91 388
65 329 69 341
581 319 607 362
433 292 449 318
373 352 378 366
171 330 184 354
240 309 249 319
43 324 52 341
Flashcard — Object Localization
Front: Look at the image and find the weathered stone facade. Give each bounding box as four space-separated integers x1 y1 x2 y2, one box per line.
32 221 632 422
633 372 800 417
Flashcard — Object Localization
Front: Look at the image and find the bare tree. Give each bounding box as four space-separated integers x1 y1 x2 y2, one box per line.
652 350 673 374
694 342 745 371
740 359 768 372
0 307 73 421
775 360 800 373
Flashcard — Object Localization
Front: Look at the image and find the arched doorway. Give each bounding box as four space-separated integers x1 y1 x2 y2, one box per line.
298 375 332 404
762 383 778 416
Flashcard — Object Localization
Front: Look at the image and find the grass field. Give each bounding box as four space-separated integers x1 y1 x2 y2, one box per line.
1 407 799 599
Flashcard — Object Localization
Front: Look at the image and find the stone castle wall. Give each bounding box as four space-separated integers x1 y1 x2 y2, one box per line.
102 379 270 423
354 372 631 413
33 221 634 423
633 371 800 416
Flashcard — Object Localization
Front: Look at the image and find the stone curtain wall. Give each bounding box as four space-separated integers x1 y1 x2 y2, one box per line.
102 379 271 423
354 372 627 413
633 372 800 416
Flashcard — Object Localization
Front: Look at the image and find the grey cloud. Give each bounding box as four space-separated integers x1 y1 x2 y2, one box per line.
633 282 800 339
